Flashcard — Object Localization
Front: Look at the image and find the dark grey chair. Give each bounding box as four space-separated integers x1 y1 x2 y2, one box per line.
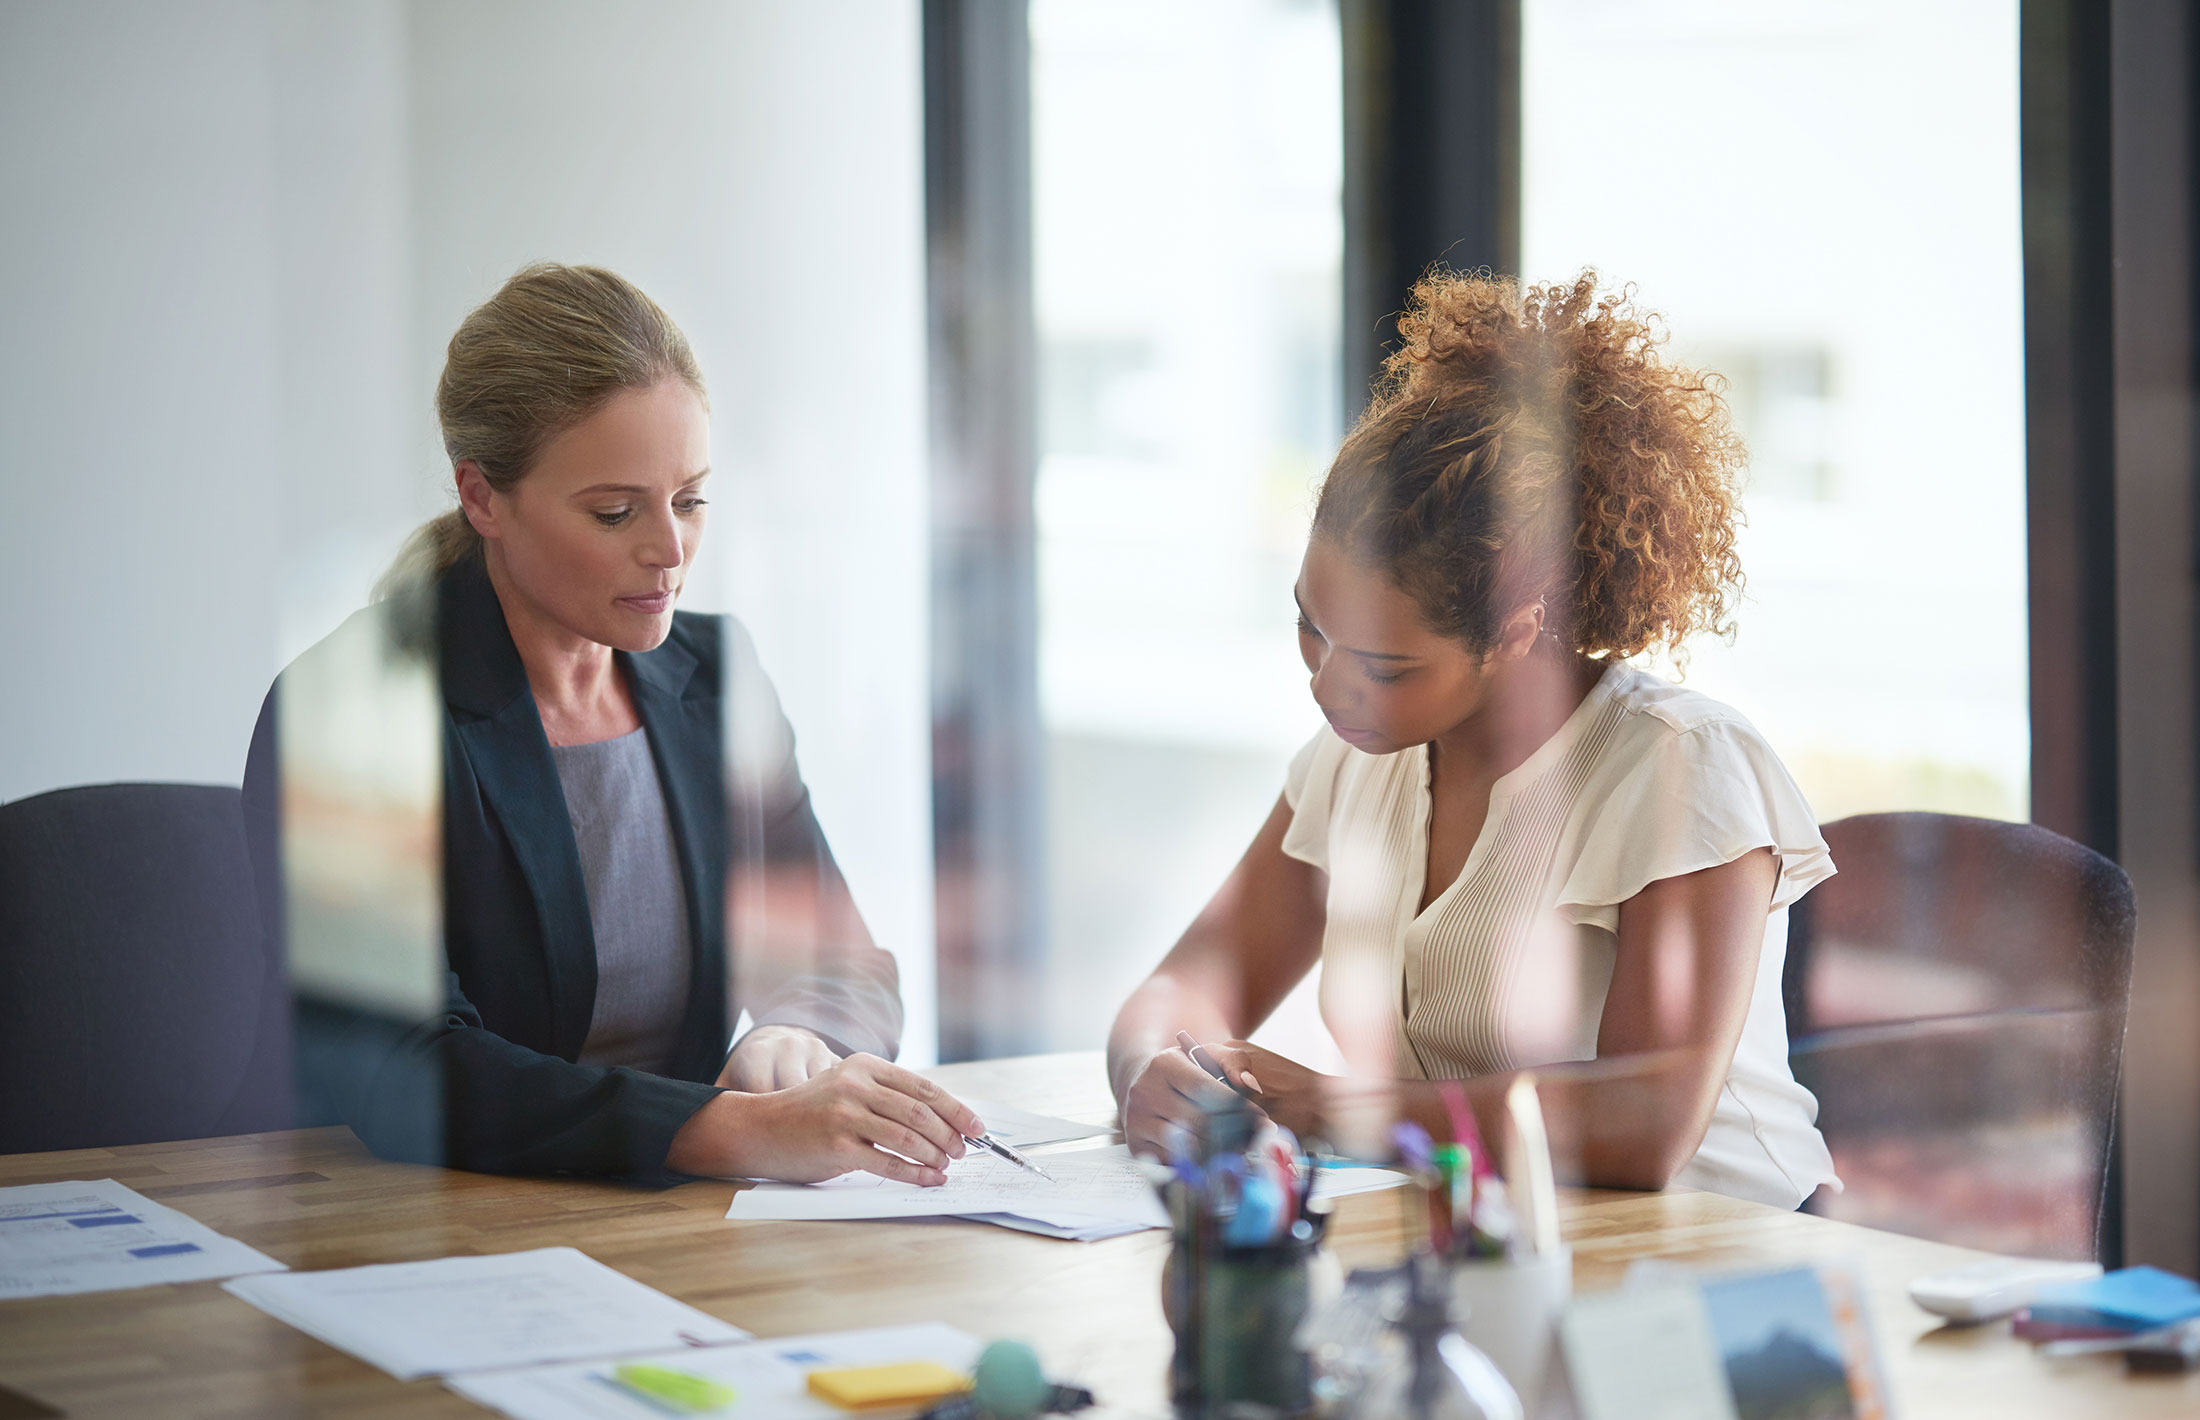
1784 811 2136 1260
0 783 291 1153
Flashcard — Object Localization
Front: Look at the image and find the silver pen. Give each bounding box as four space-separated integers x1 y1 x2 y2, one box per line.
963 1131 1054 1181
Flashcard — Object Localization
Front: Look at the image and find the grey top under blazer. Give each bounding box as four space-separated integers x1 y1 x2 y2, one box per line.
554 727 694 1075
243 554 902 1182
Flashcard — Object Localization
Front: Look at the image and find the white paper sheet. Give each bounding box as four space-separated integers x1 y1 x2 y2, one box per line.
964 1211 1155 1242
724 1143 1408 1238
728 1145 1171 1229
223 1246 748 1380
955 1099 1111 1150
448 1322 982 1420
0 1178 288 1299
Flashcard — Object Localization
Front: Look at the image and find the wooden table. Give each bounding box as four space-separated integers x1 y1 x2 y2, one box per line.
0 1051 2191 1418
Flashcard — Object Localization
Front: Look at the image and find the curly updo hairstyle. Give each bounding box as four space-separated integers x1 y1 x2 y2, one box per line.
1313 269 1745 662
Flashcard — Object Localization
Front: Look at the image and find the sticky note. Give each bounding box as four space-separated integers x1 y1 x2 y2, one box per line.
806 1360 972 1409
611 1363 737 1413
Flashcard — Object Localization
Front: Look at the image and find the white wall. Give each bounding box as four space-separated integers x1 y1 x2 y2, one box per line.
1 0 288 798
0 0 939 1061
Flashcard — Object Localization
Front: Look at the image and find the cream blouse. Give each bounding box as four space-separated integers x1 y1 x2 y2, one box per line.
1280 661 1840 1209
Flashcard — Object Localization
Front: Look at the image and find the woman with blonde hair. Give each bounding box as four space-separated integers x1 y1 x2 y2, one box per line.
247 264 980 1184
1109 271 1838 1208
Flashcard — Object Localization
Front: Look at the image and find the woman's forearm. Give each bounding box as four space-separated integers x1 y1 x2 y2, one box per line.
1392 1047 1721 1192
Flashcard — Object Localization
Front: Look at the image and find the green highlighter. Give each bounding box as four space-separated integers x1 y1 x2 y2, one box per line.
610 1362 739 1415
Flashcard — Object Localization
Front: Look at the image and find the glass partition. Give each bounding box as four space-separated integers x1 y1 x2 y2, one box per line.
1030 0 1346 1061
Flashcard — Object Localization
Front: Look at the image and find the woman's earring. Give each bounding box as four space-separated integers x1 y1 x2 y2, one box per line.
1537 596 1561 645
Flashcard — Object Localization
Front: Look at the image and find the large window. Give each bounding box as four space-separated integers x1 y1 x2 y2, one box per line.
1029 0 1343 1057
1520 0 2030 825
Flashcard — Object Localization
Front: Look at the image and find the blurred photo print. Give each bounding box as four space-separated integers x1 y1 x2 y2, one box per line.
1698 1264 1889 1420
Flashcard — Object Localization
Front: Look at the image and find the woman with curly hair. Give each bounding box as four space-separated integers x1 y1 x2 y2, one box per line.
1107 270 1838 1208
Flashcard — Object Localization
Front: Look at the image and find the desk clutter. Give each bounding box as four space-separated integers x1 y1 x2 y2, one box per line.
10 1096 2200 1420
1159 1080 1565 1420
1912 1258 2200 1372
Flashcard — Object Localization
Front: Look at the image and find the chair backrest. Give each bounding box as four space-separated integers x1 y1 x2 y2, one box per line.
0 783 292 1152
1784 811 2135 1259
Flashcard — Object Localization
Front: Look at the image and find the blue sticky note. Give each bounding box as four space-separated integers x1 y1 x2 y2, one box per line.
2027 1266 2200 1331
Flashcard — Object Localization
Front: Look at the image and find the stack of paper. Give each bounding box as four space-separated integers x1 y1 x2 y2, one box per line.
449 1322 983 1420
726 1144 1407 1241
0 1179 287 1299
223 1247 748 1380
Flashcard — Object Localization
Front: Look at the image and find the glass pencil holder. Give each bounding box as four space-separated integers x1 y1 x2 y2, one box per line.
1163 1217 1334 1418
1447 1248 1572 1417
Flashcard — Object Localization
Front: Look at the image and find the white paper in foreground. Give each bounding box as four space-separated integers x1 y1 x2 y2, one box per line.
726 1144 1408 1236
449 1322 982 1420
223 1246 748 1380
0 1178 288 1299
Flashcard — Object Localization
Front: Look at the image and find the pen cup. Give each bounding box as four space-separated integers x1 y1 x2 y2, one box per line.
1448 1247 1572 1417
1163 1226 1336 1416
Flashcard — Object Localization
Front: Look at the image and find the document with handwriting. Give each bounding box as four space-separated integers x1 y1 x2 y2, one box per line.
724 1143 1406 1236
726 1145 1170 1229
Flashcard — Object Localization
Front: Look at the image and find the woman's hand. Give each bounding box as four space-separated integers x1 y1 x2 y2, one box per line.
717 1024 840 1091
668 1053 983 1185
1120 1046 1244 1159
1210 1041 1333 1139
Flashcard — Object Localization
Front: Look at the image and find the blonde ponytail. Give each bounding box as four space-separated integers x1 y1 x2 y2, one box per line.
373 509 479 604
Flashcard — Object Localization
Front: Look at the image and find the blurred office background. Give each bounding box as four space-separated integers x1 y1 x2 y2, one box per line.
2 0 2194 1272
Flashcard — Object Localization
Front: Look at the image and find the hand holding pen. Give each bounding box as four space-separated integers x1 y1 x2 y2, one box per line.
961 1130 1053 1181
1121 1030 1278 1159
1175 1030 1262 1097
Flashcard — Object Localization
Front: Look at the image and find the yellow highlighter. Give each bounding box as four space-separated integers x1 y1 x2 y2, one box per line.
610 1362 738 1414
805 1360 972 1411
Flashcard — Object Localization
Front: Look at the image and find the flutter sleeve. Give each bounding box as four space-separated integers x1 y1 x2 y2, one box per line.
1555 717 1835 934
1278 727 1350 873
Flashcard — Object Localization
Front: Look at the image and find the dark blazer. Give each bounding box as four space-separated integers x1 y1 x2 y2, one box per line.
243 555 902 1181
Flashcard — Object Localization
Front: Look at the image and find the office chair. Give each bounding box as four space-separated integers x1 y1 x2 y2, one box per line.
1784 811 2136 1260
0 783 291 1153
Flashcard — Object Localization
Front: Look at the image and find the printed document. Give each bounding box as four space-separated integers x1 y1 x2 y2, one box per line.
0 1178 286 1299
222 1246 748 1380
450 1322 982 1420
